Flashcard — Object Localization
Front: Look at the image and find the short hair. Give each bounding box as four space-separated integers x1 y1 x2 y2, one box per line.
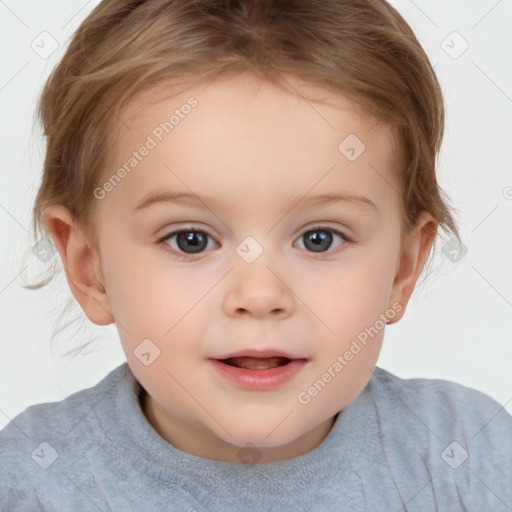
24 0 460 353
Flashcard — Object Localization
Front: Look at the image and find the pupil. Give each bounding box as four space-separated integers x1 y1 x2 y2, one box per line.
174 229 333 255
177 231 207 254
305 230 332 253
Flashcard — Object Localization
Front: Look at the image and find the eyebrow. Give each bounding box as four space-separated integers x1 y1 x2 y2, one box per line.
132 191 379 214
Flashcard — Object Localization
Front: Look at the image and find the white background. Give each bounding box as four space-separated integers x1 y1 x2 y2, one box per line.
1 0 511 430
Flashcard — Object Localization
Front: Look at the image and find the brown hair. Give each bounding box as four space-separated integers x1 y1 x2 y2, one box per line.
23 0 460 354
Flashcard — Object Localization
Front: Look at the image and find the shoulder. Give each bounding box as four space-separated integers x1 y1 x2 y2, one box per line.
0 363 131 507
1 363 130 443
370 366 512 441
367 366 512 507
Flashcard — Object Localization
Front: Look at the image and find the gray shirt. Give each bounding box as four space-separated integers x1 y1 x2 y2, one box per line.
1 363 511 511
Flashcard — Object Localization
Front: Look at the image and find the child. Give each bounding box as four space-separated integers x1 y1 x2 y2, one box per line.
1 0 511 510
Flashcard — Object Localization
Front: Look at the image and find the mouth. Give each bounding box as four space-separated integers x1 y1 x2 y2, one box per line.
218 356 292 370
211 349 307 369
208 349 308 390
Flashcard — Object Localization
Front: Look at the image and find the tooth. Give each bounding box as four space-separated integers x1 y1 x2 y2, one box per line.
226 357 288 369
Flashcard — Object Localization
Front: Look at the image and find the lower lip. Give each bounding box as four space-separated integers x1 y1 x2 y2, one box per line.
208 359 307 391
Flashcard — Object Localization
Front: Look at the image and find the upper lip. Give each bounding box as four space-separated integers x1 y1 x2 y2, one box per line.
211 349 307 360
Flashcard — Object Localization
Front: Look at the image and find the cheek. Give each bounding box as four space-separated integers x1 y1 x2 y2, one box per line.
302 237 399 366
102 246 208 342
310 257 395 331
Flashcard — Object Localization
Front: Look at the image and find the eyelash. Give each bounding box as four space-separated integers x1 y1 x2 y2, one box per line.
156 225 351 261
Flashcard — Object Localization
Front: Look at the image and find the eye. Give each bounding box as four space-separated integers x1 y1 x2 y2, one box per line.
156 225 350 260
294 226 349 254
157 227 218 259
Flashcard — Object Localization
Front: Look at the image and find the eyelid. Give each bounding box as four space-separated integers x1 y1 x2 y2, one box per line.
297 222 350 237
293 224 349 253
293 221 352 245
157 223 351 260
157 222 350 242
156 225 219 260
156 223 216 241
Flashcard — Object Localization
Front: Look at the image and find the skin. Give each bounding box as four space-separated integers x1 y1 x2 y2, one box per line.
44 72 437 463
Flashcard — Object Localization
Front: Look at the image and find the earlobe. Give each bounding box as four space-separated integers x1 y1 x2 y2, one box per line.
42 204 114 326
386 211 438 324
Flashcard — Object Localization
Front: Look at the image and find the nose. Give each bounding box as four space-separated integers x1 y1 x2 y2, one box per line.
223 259 295 319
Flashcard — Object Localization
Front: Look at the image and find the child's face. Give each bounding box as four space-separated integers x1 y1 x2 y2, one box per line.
71 73 435 463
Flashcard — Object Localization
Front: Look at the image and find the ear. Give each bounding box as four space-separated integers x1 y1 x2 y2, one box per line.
42 204 114 326
386 211 438 324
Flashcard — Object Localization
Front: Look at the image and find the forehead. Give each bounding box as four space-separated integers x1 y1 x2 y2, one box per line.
102 73 400 217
